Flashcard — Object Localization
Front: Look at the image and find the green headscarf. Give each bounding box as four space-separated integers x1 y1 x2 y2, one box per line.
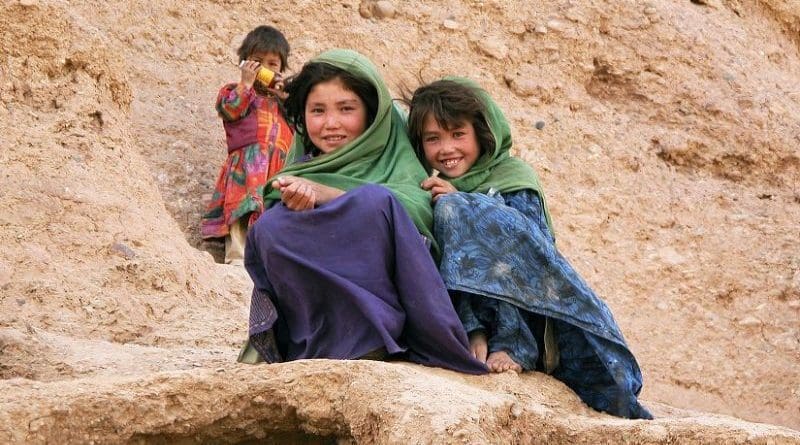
264 49 438 251
444 77 554 235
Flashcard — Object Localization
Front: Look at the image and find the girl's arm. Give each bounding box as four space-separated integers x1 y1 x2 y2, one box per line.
215 61 261 121
215 83 255 122
271 176 345 211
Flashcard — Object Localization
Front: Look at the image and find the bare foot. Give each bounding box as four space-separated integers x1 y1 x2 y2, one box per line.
486 350 523 373
469 331 488 363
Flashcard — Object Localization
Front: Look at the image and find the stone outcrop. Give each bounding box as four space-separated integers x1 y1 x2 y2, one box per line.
1 0 799 442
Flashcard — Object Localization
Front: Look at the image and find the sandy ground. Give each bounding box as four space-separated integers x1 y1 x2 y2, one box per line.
1 0 799 443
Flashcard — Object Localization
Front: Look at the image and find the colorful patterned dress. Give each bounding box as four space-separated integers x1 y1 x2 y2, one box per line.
200 83 293 239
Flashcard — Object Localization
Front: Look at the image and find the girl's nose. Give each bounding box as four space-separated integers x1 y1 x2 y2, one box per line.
323 114 340 129
440 139 456 153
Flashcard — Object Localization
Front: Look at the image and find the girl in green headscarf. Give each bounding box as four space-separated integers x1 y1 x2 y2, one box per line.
261 49 438 249
405 78 652 419
239 50 487 375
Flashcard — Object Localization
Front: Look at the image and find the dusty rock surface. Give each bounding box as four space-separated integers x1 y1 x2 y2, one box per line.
2 361 800 444
1 0 798 443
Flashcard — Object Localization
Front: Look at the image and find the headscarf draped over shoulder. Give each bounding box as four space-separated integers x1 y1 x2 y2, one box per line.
444 77 554 234
264 49 437 251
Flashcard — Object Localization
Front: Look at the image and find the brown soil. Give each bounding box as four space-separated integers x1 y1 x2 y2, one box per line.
1 0 798 443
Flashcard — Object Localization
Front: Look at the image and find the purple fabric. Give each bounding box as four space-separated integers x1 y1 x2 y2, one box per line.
244 184 487 374
223 97 261 152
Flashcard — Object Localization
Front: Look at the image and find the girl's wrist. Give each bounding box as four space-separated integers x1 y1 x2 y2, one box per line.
238 81 254 91
316 184 345 204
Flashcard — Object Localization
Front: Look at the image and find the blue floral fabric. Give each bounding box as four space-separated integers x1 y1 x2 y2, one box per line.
455 292 544 372
435 190 652 419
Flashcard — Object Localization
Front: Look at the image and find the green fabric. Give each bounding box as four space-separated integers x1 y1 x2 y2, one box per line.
264 49 437 253
444 77 554 234
237 339 264 364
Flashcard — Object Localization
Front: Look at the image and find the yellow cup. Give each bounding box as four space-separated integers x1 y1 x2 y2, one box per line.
239 61 282 89
255 67 279 88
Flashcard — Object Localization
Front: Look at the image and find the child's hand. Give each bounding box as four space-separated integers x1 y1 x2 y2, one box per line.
266 81 288 101
272 176 316 211
239 60 260 89
421 176 457 202
272 176 345 210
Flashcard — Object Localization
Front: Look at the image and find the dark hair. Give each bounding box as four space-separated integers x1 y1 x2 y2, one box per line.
283 62 379 154
403 79 495 167
237 25 290 72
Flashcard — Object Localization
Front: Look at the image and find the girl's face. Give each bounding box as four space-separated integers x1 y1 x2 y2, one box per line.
249 51 282 72
421 113 480 178
304 77 368 153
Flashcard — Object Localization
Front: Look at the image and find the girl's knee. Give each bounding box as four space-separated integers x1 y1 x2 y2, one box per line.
347 184 396 208
347 184 398 215
250 206 280 234
434 192 470 222
352 183 394 201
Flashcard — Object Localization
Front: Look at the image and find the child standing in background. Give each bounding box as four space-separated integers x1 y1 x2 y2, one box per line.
201 25 294 265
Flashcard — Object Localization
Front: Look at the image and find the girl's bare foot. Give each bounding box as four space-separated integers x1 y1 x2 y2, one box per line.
486 350 523 373
469 331 488 363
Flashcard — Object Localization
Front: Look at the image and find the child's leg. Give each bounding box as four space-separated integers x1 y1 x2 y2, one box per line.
457 293 538 373
454 292 489 362
550 320 651 419
468 330 488 363
486 300 539 373
224 217 249 265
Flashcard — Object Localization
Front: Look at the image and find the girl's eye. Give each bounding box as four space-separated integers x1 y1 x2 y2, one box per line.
309 107 324 114
424 136 439 143
453 131 465 138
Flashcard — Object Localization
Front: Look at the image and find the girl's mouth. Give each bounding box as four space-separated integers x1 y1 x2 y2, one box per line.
441 158 461 169
323 135 347 144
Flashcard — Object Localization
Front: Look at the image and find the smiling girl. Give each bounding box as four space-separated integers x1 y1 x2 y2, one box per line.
405 78 652 419
238 51 487 376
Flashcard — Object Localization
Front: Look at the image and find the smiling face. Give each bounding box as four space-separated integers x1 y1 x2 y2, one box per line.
304 77 368 153
421 113 481 178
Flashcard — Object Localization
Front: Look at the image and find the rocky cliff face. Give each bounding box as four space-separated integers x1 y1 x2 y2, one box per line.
1 0 798 443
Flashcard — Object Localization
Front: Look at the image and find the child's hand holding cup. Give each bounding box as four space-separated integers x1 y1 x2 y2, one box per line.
239 60 286 99
238 59 262 89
